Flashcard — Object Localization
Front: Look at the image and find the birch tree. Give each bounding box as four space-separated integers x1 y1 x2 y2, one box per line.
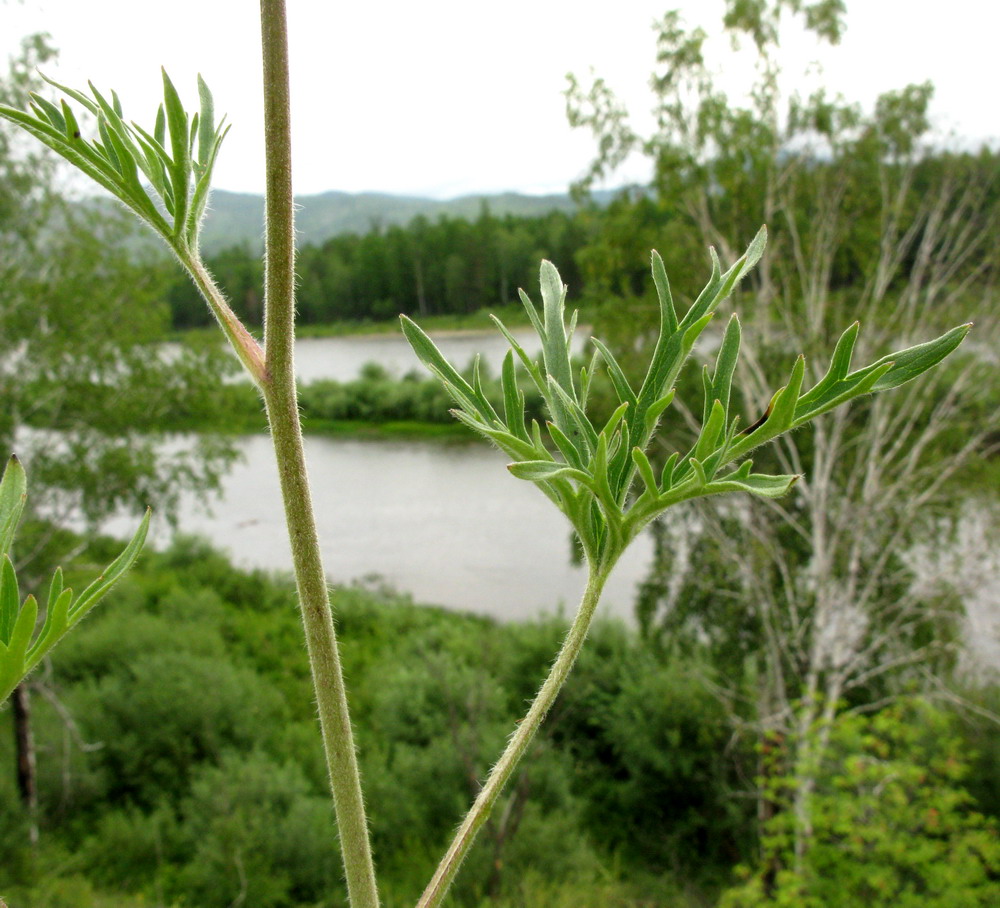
568 0 999 874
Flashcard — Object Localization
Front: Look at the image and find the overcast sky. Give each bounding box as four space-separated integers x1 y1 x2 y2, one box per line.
3 0 997 199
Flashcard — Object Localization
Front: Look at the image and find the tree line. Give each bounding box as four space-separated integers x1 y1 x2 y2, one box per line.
165 207 590 329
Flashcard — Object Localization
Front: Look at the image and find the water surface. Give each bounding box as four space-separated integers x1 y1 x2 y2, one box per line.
293 325 589 383
120 434 652 622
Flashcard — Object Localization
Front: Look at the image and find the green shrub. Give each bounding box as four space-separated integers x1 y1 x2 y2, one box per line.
721 699 1000 907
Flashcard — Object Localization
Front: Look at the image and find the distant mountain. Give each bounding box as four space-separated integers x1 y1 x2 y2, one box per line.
196 188 609 253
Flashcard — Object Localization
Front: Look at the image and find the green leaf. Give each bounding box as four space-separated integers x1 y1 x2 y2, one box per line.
681 250 723 329
154 103 166 146
631 313 704 447
631 447 660 497
792 362 891 428
728 355 808 460
28 93 67 132
694 399 727 461
599 401 631 440
705 314 741 423
679 226 766 330
400 316 494 421
196 73 215 165
25 587 71 673
0 455 27 558
400 225 969 582
589 432 619 513
789 323 970 432
0 593 38 701
704 471 799 499
0 556 18 646
539 260 574 396
643 389 676 438
651 250 679 336
868 324 972 392
565 308 580 356
590 338 638 408
800 321 859 403
1 72 227 248
547 421 587 469
769 355 806 430
0 103 126 206
130 122 176 192
661 452 679 490
6 595 38 674
547 377 598 455
188 121 230 244
451 411 541 463
508 460 590 484
68 508 150 626
489 314 546 392
579 348 601 410
500 351 528 442
161 68 191 235
517 287 546 339
39 72 100 114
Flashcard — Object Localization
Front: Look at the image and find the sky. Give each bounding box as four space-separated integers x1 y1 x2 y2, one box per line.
2 0 997 199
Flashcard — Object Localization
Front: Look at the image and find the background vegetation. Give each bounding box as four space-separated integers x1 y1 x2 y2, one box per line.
2 534 997 907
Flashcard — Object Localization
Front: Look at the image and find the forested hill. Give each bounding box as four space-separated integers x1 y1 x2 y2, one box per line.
197 188 600 251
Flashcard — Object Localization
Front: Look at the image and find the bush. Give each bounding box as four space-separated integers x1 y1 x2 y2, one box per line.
721 699 1000 907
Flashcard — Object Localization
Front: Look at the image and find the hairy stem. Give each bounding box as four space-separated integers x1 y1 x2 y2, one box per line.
417 561 612 908
183 254 267 385
258 2 379 906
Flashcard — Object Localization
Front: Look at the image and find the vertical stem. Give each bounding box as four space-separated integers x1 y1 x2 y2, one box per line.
258 2 379 906
416 561 612 908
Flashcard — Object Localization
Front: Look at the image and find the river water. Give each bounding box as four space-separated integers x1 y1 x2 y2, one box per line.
133 433 652 622
119 328 654 622
292 324 589 383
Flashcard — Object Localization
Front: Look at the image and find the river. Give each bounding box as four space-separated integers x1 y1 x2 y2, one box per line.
113 328 654 622
291 324 589 382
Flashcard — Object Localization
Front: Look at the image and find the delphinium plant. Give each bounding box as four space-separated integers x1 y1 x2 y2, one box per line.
0 1 970 905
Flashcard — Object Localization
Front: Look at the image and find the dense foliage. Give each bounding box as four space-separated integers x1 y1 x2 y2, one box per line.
0 535 740 906
1 534 996 907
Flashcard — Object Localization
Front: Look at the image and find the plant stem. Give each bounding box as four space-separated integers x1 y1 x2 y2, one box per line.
183 253 267 385
258 2 379 906
416 560 612 908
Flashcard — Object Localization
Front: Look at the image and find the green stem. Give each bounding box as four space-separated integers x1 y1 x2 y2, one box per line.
183 253 267 385
258 2 379 906
416 560 612 908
